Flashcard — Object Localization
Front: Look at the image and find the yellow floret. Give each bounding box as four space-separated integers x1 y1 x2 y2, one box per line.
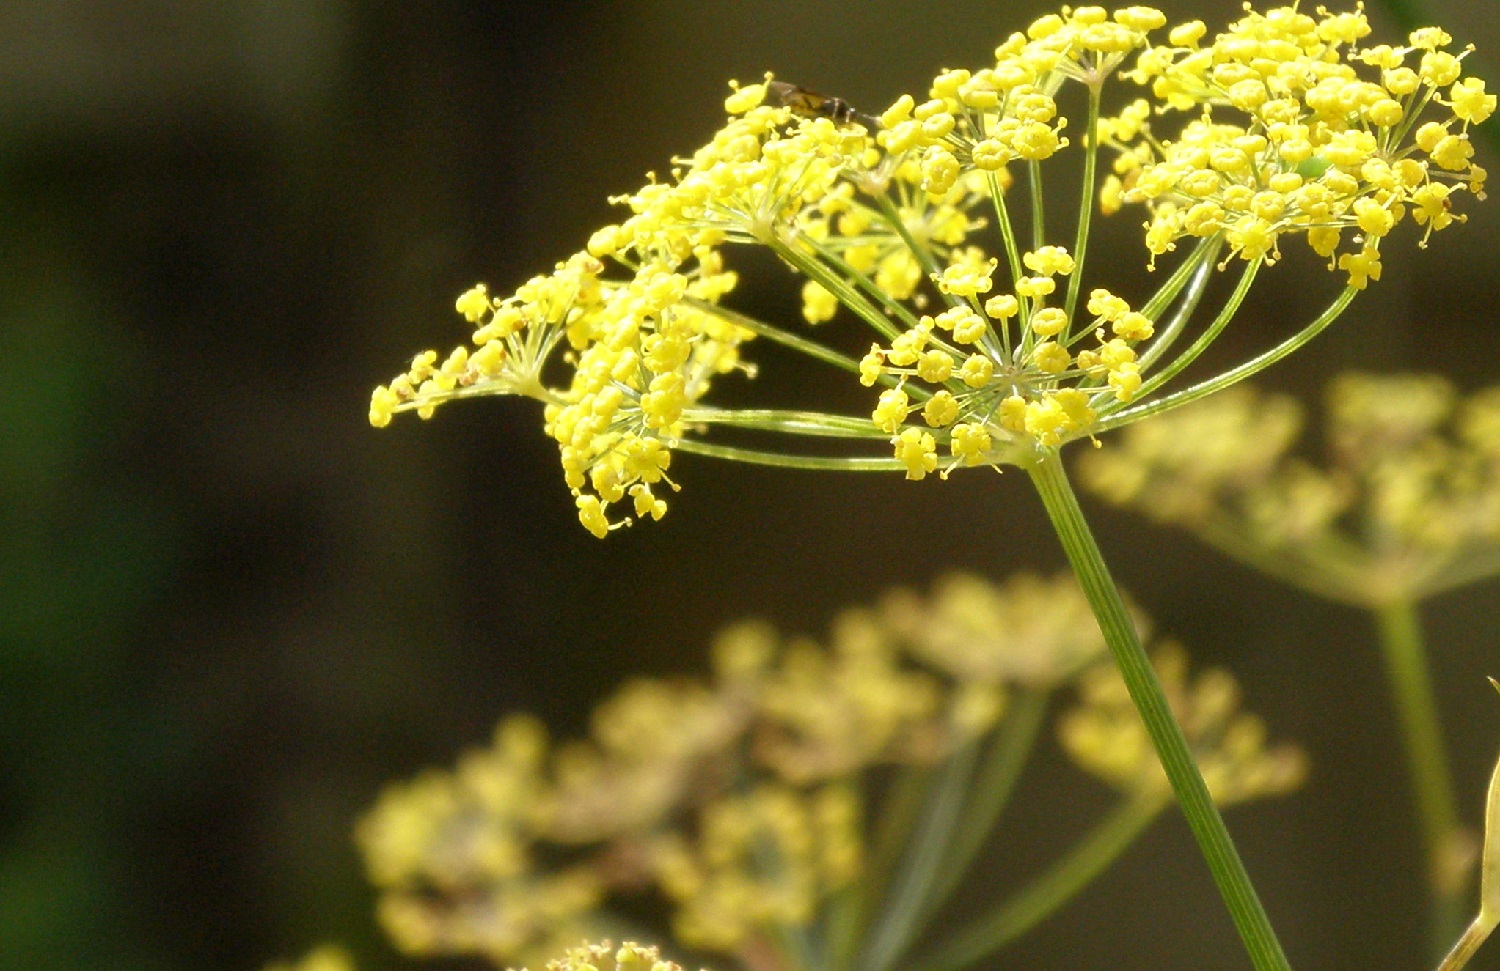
894 427 939 480
454 284 492 323
873 388 911 433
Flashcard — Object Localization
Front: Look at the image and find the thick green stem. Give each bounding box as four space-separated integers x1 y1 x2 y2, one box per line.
1376 599 1469 956
911 792 1165 971
1026 451 1293 971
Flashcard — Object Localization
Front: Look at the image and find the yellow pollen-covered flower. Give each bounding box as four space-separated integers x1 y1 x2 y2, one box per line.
960 354 995 387
873 388 912 433
1015 275 1056 299
923 390 961 427
1337 246 1382 289
949 422 993 465
455 284 492 323
1025 339 1067 372
894 427 939 480
917 349 955 383
801 280 839 323
985 294 1020 320
859 346 887 386
725 78 769 114
1451 77 1497 125
1023 245 1076 276
938 253 998 296
1030 307 1069 337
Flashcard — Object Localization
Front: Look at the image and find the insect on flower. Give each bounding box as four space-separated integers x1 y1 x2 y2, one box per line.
766 80 879 129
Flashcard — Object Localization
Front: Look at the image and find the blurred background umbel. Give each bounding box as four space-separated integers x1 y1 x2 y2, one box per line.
2 2 1497 970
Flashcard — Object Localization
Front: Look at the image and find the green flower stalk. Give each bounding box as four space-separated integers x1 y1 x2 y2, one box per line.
368 6 1488 970
1079 374 1500 952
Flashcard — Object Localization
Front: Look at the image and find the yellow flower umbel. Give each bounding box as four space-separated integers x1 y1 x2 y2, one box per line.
354 715 605 967
355 572 1300 971
880 570 1133 687
1079 374 1500 606
1061 643 1307 805
1107 9 1489 279
371 5 1485 537
529 942 688 971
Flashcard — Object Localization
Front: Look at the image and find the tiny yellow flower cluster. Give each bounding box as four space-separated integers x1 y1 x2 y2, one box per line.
879 6 1177 167
1079 374 1500 605
1060 643 1307 803
857 244 1160 472
260 945 356 971
355 572 1302 964
371 78 892 536
371 245 748 537
794 166 1002 323
880 570 1127 686
526 941 686 971
355 715 604 966
652 782 863 951
1103 6 1491 282
845 9 1179 468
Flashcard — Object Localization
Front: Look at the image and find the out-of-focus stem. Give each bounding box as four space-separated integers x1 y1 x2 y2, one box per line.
910 792 1165 971
1376 599 1471 957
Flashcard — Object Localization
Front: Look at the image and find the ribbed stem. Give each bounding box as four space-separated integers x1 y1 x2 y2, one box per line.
1027 450 1293 971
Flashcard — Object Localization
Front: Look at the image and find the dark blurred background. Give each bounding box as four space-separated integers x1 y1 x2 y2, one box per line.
3 2 1499 970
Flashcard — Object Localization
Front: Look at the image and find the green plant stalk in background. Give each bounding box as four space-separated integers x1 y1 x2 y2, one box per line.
1378 600 1469 956
912 791 1166 971
852 688 1055 971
